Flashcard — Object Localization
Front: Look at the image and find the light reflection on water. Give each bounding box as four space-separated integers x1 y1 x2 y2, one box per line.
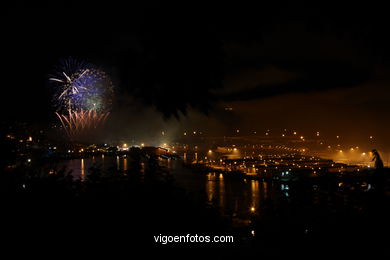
219 173 225 211
123 157 127 171
59 157 274 218
81 158 85 181
58 156 119 180
202 171 272 218
206 173 214 203
251 180 259 212
56 155 378 244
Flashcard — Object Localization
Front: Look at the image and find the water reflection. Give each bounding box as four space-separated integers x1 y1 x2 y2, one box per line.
123 157 127 171
57 155 379 248
250 180 259 213
116 156 120 171
61 157 276 220
219 173 225 210
205 172 227 210
81 158 85 181
262 181 268 200
281 183 290 197
203 172 270 218
141 162 145 174
206 173 215 203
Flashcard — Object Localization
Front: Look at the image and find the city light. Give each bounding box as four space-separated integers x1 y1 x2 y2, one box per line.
3 7 387 254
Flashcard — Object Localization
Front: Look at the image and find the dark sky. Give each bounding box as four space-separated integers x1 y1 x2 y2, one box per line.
2 0 390 147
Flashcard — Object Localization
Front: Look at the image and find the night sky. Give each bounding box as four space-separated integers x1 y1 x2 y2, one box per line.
2 1 390 147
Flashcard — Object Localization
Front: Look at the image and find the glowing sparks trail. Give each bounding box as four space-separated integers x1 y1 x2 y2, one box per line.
55 110 110 137
50 58 114 140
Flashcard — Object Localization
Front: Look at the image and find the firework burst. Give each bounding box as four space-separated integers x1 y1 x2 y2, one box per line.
50 58 114 140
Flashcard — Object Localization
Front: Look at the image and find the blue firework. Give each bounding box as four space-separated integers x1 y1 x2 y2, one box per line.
49 58 113 113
